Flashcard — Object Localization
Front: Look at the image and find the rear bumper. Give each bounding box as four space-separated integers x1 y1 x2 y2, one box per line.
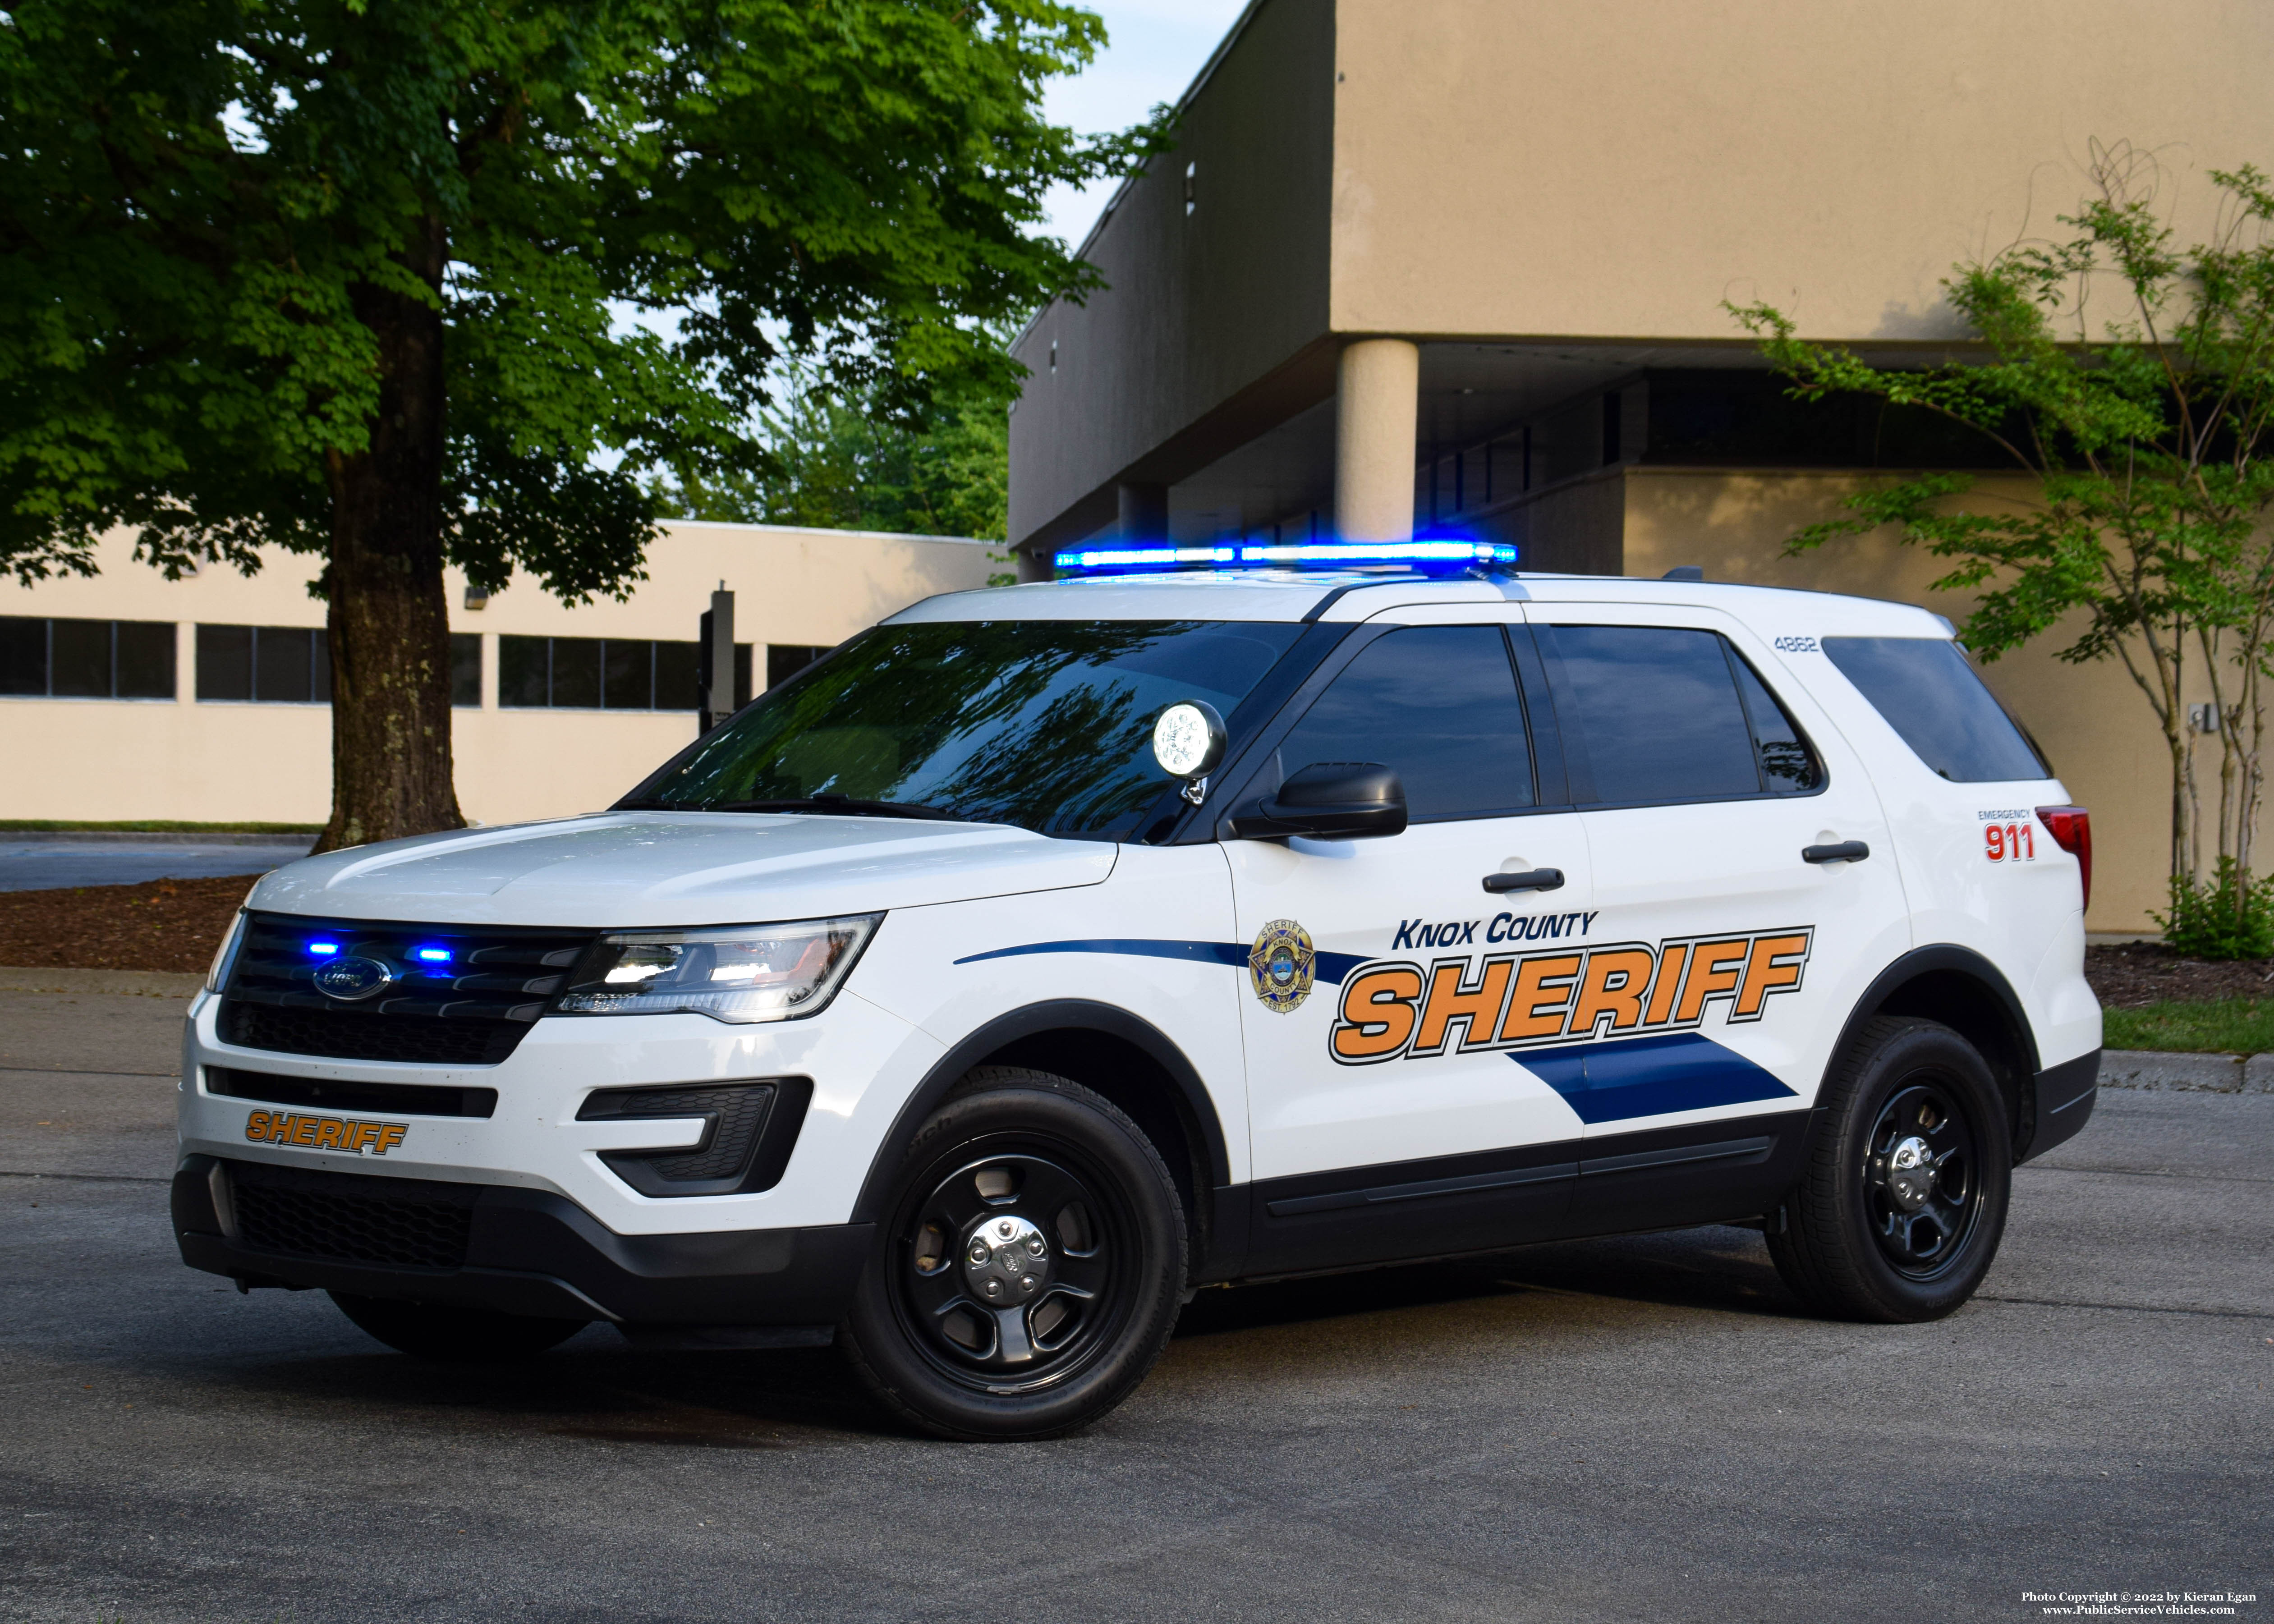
173 1154 871 1328
2022 1047 2100 1162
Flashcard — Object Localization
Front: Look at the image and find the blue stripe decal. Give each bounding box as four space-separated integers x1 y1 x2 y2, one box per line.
1511 1032 1798 1125
952 939 1369 986
955 939 1249 969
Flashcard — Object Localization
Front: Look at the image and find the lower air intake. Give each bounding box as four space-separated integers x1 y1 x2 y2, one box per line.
226 1160 474 1271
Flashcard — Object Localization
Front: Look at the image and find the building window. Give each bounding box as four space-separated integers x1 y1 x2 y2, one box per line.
0 617 176 700
195 625 330 703
499 636 750 711
450 633 482 708
767 644 829 691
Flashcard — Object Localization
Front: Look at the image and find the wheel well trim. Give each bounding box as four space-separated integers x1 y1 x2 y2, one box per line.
851 999 1233 1225
1829 944 2043 1133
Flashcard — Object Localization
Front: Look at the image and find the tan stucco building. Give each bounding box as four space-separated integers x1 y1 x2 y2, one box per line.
2 523 999 829
1006 0 2274 935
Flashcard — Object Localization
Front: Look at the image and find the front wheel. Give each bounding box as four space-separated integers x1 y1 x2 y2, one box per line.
839 1068 1187 1441
1769 1017 2012 1322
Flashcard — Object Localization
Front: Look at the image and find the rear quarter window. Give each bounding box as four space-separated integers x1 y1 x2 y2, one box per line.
1543 624 1821 804
1820 636 2049 783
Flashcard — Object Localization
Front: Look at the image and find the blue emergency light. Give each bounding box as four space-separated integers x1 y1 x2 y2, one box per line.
414 946 453 963
1053 537 1516 576
308 940 341 957
1053 545 1239 571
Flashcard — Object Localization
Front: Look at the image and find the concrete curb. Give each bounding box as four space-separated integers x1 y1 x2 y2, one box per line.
2100 1049 2274 1094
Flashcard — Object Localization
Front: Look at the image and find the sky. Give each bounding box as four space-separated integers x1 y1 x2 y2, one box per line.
1037 0 1251 248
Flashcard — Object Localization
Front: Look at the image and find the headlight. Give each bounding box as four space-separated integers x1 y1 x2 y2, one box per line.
205 895 256 995
554 915 880 1024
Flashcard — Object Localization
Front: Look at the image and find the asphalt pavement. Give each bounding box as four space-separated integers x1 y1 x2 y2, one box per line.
0 840 313 892
0 967 2266 1624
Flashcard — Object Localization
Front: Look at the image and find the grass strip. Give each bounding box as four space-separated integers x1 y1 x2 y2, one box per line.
0 820 319 833
2102 998 2274 1055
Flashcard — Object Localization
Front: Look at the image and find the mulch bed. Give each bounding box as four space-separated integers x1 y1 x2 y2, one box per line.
2085 942 2274 1008
0 873 261 974
7 876 2274 1000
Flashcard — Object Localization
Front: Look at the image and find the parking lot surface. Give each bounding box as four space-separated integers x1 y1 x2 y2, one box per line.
1 968 2266 1623
0 840 312 893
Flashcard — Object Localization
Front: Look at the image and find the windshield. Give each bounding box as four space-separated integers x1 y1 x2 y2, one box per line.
625 619 1306 839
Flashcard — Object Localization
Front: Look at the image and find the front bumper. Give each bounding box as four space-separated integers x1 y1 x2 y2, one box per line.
173 1154 872 1328
178 986 944 1238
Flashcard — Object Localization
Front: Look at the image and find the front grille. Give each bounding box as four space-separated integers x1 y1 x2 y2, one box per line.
207 1065 497 1119
225 1159 475 1271
219 1004 517 1066
219 913 594 1066
579 1079 812 1197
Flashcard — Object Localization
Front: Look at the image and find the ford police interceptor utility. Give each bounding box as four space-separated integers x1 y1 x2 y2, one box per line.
174 541 2102 1440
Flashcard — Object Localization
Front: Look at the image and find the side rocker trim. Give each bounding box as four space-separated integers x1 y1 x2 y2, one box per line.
850 997 1234 1223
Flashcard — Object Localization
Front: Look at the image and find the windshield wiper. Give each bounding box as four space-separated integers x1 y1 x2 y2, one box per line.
713 796 973 823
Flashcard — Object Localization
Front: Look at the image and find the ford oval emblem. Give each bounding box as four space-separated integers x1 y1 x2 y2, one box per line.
312 954 397 1001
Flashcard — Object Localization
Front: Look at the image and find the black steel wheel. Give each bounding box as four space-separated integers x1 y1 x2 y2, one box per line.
1862 1079 1982 1277
840 1068 1186 1440
1769 1016 2012 1322
330 1293 587 1362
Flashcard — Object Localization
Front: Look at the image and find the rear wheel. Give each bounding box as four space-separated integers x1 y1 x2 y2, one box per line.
330 1293 587 1362
1769 1017 2011 1322
839 1068 1187 1441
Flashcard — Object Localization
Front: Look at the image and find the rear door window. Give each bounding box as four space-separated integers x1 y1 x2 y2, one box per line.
1276 625 1535 819
1544 624 1819 805
1821 637 2049 783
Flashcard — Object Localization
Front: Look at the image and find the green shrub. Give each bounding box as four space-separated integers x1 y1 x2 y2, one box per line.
2156 858 2274 960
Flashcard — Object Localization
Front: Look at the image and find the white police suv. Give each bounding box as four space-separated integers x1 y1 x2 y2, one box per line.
175 543 2102 1440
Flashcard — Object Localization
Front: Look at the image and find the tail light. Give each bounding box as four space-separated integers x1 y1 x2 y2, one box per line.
2035 805 2092 909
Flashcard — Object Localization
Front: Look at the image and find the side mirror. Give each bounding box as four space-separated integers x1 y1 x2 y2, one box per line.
1229 762 1408 841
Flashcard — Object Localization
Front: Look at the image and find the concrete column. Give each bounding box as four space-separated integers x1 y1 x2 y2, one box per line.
1334 339 1420 543
1117 482 1169 544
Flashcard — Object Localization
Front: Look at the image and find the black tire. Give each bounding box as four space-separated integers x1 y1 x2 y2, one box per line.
330 1293 588 1362
1769 1016 2012 1322
839 1067 1187 1441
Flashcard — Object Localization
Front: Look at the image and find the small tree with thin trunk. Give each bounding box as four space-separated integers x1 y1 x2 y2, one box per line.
1731 144 2274 948
0 0 1143 850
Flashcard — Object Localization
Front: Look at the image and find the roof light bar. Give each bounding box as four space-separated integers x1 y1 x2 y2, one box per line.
1053 545 1239 571
1237 540 1516 567
1052 538 1516 576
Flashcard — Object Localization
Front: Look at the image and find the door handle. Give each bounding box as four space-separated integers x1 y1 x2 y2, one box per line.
1482 867 1566 894
1802 841 1870 864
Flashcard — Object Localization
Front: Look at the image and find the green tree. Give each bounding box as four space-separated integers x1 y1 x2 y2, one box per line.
1731 144 2274 935
0 0 1143 849
672 359 1013 545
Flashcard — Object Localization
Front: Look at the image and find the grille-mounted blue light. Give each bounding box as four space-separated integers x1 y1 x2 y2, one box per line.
308 940 341 957
414 946 453 963
1053 538 1516 576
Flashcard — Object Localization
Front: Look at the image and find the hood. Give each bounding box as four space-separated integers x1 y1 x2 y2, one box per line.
247 812 1117 928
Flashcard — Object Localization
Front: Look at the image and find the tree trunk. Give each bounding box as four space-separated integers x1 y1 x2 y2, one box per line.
314 214 464 854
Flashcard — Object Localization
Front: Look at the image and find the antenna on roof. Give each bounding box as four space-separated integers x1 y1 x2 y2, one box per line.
1662 565 1704 581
